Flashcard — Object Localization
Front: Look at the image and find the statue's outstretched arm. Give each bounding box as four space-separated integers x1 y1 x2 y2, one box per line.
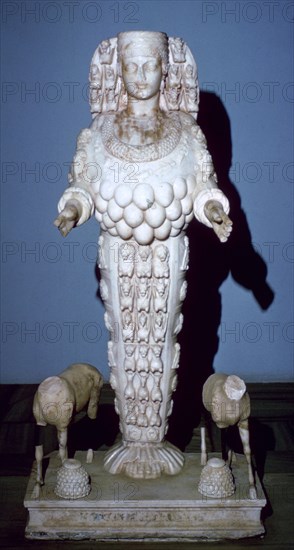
54 127 96 236
192 132 233 242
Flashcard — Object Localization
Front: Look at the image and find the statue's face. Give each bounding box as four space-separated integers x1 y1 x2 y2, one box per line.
121 55 162 100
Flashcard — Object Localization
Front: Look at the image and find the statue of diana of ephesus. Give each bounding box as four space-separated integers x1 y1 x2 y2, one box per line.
54 31 232 479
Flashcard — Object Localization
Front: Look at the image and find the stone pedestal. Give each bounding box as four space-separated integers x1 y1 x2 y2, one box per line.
24 451 266 541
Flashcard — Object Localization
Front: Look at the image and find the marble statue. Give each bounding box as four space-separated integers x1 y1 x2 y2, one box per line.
54 31 233 479
202 373 257 499
32 363 103 496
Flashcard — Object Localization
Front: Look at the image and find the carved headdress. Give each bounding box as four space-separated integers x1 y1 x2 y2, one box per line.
89 31 199 119
117 31 169 68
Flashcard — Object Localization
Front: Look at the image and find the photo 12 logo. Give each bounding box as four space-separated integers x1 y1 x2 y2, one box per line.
1 320 108 344
220 321 293 343
202 2 294 24
1 1 140 24
202 81 294 105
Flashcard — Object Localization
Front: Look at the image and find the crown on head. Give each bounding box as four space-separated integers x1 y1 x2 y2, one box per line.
117 31 169 66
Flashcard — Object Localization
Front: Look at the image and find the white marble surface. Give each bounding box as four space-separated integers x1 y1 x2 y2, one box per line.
24 451 266 541
54 31 233 480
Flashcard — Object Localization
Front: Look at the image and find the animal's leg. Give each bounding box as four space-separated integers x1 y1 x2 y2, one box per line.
87 376 103 419
228 448 236 466
35 444 44 484
31 444 44 498
221 427 228 461
86 448 94 463
200 426 207 465
238 420 257 499
57 428 68 462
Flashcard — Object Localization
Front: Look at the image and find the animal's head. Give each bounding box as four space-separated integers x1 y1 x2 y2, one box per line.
211 375 247 428
33 376 74 429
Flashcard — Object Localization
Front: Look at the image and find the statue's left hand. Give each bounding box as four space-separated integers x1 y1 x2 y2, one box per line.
204 200 233 243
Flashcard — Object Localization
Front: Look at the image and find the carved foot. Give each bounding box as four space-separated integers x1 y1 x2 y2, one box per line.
104 441 184 479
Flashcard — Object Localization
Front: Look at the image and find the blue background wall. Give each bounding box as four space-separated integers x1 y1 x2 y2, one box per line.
1 0 293 383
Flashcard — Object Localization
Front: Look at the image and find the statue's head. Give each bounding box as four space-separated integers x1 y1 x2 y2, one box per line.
117 31 168 100
90 32 199 118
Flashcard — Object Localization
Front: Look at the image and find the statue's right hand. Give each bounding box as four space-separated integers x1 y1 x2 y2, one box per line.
54 201 81 237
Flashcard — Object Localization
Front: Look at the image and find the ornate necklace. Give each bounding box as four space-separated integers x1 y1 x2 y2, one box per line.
101 111 182 163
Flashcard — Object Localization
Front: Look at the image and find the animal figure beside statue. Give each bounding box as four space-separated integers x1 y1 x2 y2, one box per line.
202 373 257 500
32 363 103 497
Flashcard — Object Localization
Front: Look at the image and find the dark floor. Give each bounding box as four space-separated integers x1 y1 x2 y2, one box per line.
0 383 293 549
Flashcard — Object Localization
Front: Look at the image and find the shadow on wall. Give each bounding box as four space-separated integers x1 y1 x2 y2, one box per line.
167 91 275 451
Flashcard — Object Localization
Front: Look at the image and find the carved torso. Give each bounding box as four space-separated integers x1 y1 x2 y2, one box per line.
73 110 214 245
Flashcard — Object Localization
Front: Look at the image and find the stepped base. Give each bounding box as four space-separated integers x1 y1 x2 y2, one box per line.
24 451 266 541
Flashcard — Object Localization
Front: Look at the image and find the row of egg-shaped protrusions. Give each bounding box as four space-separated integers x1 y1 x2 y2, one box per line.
94 177 196 244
